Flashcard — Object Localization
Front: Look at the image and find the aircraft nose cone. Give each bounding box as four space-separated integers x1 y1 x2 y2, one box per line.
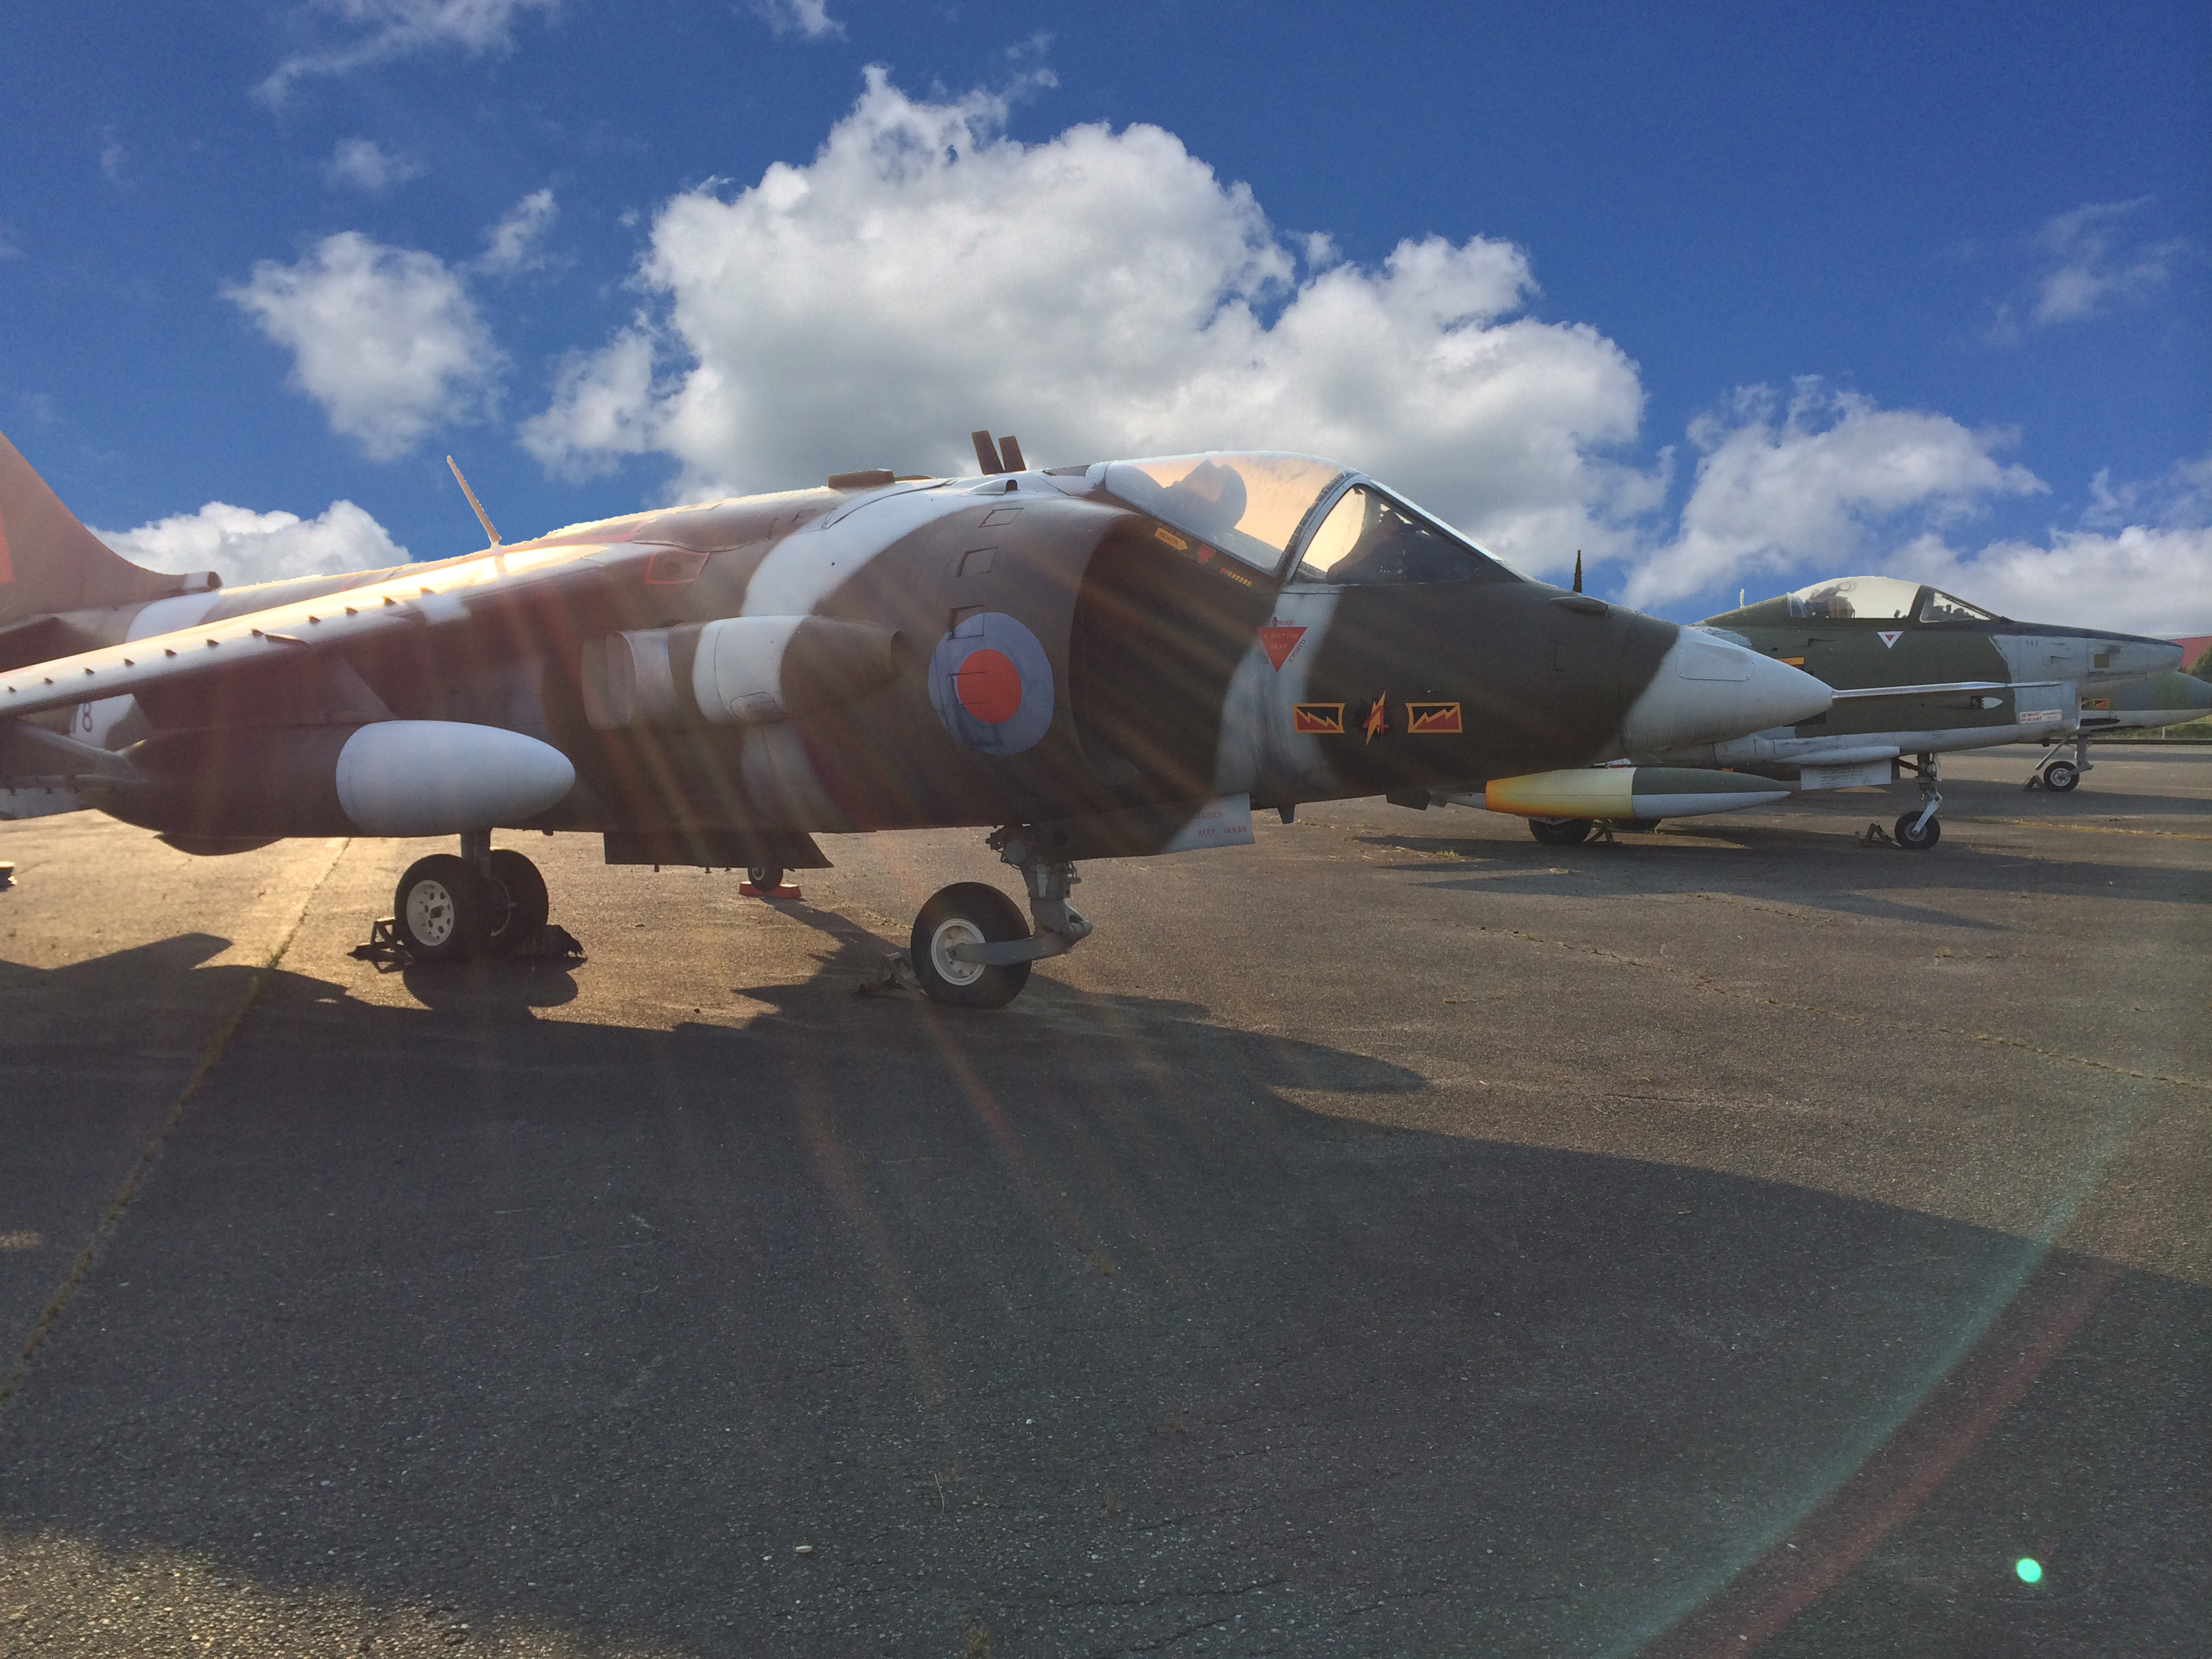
2121 638 2186 678
1620 628 1832 753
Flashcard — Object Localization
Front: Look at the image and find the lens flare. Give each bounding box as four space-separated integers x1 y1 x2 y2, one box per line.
2015 1557 2043 1584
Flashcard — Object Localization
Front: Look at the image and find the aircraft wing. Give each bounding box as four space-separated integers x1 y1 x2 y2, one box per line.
0 540 620 723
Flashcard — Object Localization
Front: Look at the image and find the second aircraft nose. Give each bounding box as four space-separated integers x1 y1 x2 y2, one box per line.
1619 628 1832 754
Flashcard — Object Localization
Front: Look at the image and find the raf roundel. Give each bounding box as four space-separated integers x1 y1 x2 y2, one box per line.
928 612 1055 756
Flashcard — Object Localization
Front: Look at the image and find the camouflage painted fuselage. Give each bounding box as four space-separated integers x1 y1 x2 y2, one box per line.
1659 579 2182 780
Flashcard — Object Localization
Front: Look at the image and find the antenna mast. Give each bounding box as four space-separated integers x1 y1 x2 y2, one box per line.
446 455 503 546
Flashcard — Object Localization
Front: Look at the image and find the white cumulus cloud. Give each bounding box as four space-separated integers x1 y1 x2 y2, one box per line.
1989 197 2191 342
95 500 409 589
1885 525 2212 638
1883 453 2212 635
750 0 843 40
260 0 558 104
226 230 501 461
325 137 421 192
520 68 1652 581
1623 380 2045 609
476 188 557 274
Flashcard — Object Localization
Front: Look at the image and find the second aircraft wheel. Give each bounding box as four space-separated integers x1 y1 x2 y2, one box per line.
393 854 492 962
1528 817 1594 846
1893 811 1942 851
910 882 1033 1008
483 849 550 955
2042 760 2081 792
747 864 786 893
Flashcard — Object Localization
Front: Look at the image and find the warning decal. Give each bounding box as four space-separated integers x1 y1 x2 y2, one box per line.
1258 626 1306 670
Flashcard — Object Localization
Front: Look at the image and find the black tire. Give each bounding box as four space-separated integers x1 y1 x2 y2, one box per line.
2042 760 2080 792
1893 811 1942 850
483 849 550 955
909 882 1033 1008
1528 817 1593 846
1624 818 1660 834
393 854 492 962
747 864 786 892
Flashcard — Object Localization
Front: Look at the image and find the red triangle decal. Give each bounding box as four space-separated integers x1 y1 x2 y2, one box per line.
1258 625 1305 670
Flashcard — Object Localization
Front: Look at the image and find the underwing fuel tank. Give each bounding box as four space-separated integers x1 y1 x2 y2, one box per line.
98 720 575 839
1477 766 1792 820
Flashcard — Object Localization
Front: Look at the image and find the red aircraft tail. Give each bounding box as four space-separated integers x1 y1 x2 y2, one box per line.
0 429 209 634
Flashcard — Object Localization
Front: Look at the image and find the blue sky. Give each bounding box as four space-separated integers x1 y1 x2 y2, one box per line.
3 1 2207 630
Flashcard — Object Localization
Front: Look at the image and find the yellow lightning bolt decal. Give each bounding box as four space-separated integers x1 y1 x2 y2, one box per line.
1364 694 1388 743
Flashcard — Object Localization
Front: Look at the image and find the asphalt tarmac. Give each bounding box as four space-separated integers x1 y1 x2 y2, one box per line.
1 745 2207 1658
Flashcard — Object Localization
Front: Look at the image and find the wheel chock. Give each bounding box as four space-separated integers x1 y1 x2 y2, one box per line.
739 881 804 899
1858 821 1898 848
349 916 411 968
853 951 922 998
508 922 585 961
348 916 583 968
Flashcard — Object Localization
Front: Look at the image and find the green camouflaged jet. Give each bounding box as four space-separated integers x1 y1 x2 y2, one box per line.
1643 575 2192 847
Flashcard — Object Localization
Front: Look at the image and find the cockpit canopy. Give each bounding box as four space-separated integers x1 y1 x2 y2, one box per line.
1097 452 1519 587
1781 575 2004 623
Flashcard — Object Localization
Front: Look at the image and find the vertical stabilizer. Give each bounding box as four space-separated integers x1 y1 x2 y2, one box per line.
0 429 208 630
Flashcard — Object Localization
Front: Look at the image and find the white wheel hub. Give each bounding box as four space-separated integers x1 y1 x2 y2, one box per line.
406 879 458 947
929 916 988 987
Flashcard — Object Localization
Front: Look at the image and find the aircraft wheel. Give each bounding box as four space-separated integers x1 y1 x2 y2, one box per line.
1624 818 1661 834
1528 817 1593 846
911 882 1032 1008
747 864 785 892
393 854 492 962
2041 760 2081 792
1893 812 1942 851
483 849 550 955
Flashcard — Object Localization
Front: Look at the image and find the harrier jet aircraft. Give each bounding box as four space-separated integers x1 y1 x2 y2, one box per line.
1635 575 2186 847
0 430 1828 1005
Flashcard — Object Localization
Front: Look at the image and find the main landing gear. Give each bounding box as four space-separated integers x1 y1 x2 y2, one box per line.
392 830 552 961
2027 735 2089 793
907 826 1094 1008
1528 817 1593 846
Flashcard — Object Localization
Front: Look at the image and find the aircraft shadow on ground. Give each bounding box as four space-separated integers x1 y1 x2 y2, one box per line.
1357 825 2210 929
0 926 2205 1656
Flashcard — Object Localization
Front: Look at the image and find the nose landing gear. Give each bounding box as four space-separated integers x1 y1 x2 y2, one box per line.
1891 752 1943 850
905 825 1096 1008
2027 735 2089 792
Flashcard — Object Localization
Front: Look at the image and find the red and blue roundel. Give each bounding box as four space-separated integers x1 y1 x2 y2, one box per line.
928 613 1054 756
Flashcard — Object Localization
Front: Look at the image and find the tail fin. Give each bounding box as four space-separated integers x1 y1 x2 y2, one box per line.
0 429 212 632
